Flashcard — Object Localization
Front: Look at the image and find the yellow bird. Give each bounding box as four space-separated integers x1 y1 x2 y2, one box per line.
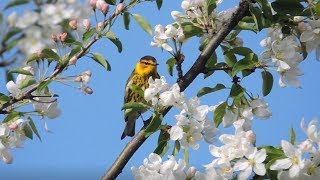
121 56 160 139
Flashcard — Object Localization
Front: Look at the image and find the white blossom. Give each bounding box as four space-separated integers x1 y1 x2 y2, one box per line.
270 140 305 178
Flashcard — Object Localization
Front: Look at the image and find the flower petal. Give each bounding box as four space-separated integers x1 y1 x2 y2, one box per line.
270 158 292 170
253 163 266 176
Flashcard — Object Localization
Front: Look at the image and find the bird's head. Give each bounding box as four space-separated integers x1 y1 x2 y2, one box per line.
135 56 158 76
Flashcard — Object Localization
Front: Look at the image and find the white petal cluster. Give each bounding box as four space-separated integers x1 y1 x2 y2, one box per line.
131 153 186 180
300 20 320 61
269 118 320 179
199 121 266 180
6 66 34 98
9 0 90 55
144 76 219 150
151 0 239 52
221 98 272 129
150 24 185 52
260 27 304 88
0 118 29 164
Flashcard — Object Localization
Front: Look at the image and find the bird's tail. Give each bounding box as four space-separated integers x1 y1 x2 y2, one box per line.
121 119 135 139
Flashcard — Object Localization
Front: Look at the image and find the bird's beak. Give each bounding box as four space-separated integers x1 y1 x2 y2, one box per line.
156 63 159 66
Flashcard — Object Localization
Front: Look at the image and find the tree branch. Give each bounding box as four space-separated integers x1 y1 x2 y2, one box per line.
0 11 119 113
101 0 253 179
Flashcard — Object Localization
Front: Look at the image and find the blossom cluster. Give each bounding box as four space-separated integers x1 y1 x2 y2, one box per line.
150 0 244 53
270 118 320 179
221 98 272 130
131 153 187 179
144 76 219 149
132 115 320 179
199 120 266 180
7 0 89 55
260 27 304 88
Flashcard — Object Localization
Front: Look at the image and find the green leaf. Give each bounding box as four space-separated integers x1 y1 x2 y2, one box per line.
37 80 52 93
64 37 82 46
23 124 33 140
158 129 170 144
105 31 123 53
230 84 245 99
26 53 41 64
122 102 150 111
28 117 41 141
181 22 203 39
235 21 257 32
6 38 19 51
154 141 169 157
266 159 280 180
8 68 33 76
207 0 217 15
197 84 226 97
82 28 96 42
156 0 163 10
92 53 112 71
3 112 20 123
315 1 320 16
260 146 285 162
214 102 227 127
205 52 218 68
230 47 253 56
256 0 273 19
6 69 14 83
166 58 176 76
105 0 116 5
249 4 265 31
290 126 296 145
132 14 152 36
2 28 22 43
271 0 304 16
231 54 257 77
42 48 60 61
0 93 10 105
129 84 144 98
262 71 273 96
145 112 162 137
172 140 181 156
123 12 130 30
4 0 29 9
68 46 82 59
221 45 237 67
203 52 217 78
19 78 36 89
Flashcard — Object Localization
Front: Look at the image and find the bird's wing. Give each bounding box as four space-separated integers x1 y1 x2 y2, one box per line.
124 70 135 103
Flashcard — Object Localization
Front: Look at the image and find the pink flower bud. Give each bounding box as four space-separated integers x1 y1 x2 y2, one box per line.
97 22 104 31
75 76 82 82
69 19 78 30
245 130 256 143
84 87 93 94
9 123 18 130
82 19 91 31
89 0 97 9
51 33 58 42
101 3 109 15
116 3 125 14
186 167 196 179
69 56 78 65
59 32 68 42
84 70 92 77
96 0 107 11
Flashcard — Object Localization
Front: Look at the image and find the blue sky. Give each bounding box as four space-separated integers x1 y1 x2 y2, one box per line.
0 0 320 179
